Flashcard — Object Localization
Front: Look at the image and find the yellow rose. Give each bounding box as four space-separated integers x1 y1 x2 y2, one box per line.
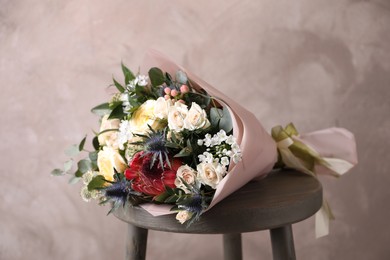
98 115 120 148
97 146 127 181
130 100 165 134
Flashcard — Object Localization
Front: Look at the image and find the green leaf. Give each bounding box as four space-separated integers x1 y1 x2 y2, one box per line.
65 144 79 157
77 159 92 173
186 92 210 109
108 102 126 119
51 168 64 176
63 159 73 172
113 77 125 93
68 176 81 185
148 67 165 87
92 136 100 150
122 62 135 85
75 169 83 178
91 102 111 116
88 175 107 191
79 135 87 151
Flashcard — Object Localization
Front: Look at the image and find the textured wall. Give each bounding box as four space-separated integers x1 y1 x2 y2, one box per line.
1 0 389 259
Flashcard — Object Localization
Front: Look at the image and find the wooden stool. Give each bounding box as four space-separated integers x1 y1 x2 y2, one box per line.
114 170 322 260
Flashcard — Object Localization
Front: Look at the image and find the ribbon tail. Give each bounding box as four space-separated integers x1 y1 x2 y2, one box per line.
315 199 335 238
320 157 355 177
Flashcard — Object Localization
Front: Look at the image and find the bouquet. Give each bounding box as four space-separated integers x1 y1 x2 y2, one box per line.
52 51 357 236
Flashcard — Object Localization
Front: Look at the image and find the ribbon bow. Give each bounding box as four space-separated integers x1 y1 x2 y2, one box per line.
271 123 358 237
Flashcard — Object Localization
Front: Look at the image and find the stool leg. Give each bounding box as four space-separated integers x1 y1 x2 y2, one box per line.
270 225 296 260
126 224 148 260
223 233 242 260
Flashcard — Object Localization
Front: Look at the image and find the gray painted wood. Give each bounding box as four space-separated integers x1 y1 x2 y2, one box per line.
126 224 148 260
115 170 322 259
223 233 242 260
114 170 322 234
270 225 296 260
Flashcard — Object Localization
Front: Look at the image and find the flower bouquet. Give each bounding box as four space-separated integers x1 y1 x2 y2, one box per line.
52 51 357 236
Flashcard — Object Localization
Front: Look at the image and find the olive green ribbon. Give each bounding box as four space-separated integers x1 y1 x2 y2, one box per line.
271 123 336 238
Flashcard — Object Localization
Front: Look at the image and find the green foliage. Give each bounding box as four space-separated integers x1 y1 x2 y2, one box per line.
88 175 107 191
51 168 64 176
64 144 79 157
91 102 111 116
210 106 232 133
108 102 126 119
113 77 125 93
148 67 166 87
121 62 135 85
77 159 92 174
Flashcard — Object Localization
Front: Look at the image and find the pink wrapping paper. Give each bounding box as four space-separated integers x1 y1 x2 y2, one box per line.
140 50 278 215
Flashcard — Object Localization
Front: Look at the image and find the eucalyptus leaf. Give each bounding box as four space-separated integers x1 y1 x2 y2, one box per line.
210 107 232 133
64 144 79 157
63 159 73 172
51 168 64 176
175 70 188 84
220 106 233 133
91 102 111 116
88 175 107 191
78 159 92 173
68 176 81 185
148 67 165 87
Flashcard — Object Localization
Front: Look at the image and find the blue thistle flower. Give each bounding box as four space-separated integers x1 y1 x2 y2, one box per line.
103 179 131 206
134 127 179 169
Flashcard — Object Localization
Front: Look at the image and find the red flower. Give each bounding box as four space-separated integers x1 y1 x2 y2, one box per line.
125 152 182 196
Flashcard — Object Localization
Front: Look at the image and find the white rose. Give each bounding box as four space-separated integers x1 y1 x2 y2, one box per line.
98 115 120 148
168 102 188 132
197 162 225 189
184 102 210 130
176 210 193 224
154 97 172 119
129 100 165 134
97 146 127 181
175 165 198 193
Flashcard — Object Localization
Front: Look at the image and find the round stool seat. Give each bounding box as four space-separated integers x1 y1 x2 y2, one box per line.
114 170 322 234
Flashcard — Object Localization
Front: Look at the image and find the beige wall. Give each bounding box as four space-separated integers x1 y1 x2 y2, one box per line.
1 0 389 259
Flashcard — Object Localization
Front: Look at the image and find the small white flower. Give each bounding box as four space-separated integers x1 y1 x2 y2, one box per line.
233 152 242 164
221 157 230 167
136 75 148 86
217 130 228 142
197 139 204 146
117 120 133 150
226 135 236 145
